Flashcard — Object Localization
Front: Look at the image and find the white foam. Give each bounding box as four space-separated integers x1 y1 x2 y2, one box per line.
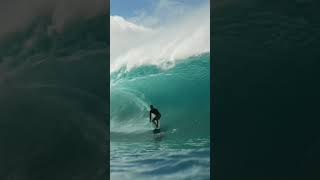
110 3 210 73
110 87 151 133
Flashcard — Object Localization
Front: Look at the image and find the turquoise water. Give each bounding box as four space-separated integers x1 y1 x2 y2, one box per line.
110 53 210 179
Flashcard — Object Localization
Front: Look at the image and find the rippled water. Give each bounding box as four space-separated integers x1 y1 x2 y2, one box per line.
111 138 210 180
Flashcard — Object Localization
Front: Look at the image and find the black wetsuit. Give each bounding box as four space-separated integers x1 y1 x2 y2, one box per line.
150 108 161 128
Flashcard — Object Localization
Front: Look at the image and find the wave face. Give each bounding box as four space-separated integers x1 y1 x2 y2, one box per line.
0 12 108 180
111 53 210 138
110 53 210 179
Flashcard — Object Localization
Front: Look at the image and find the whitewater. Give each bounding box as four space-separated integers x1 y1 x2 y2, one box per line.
110 2 210 179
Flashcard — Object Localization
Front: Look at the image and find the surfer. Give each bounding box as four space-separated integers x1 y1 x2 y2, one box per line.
149 105 161 128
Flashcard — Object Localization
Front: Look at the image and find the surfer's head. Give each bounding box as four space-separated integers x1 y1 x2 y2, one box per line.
150 105 154 109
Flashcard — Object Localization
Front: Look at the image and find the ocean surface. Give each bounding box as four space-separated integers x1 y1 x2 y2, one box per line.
0 12 108 180
110 53 210 180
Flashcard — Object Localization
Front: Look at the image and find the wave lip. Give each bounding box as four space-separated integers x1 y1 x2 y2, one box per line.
110 3 210 73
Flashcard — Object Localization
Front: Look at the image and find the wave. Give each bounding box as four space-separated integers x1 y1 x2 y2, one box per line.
0 13 108 180
110 53 210 141
0 0 107 38
110 3 210 72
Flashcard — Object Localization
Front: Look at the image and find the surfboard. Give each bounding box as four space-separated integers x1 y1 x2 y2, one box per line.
151 120 161 134
153 128 161 134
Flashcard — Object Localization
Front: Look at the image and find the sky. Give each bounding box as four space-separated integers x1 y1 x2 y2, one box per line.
110 0 209 20
110 0 155 18
110 0 210 72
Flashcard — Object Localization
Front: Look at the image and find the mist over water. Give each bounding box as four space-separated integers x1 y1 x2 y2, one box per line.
110 2 210 72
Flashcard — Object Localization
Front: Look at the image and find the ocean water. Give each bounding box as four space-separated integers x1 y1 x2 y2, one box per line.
110 53 210 180
213 0 320 179
0 12 108 179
